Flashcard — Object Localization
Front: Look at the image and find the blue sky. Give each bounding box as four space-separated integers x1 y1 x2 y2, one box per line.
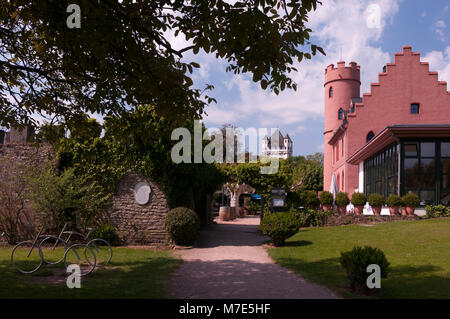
172 0 450 157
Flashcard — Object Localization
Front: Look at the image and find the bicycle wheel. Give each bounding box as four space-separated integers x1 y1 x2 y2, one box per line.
11 241 43 274
64 244 96 276
87 238 112 267
38 235 68 265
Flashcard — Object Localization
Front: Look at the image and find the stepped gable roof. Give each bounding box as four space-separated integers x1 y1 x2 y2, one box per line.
347 45 450 121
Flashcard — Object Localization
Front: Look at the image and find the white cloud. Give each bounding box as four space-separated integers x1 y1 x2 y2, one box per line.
423 46 450 89
204 0 401 127
433 20 447 42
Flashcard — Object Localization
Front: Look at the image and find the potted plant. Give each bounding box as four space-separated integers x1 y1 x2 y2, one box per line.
335 192 350 215
320 191 334 212
386 194 402 216
351 192 367 215
368 193 385 215
401 193 420 216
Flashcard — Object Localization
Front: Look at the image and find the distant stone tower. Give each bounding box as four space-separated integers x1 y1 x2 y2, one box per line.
323 61 360 191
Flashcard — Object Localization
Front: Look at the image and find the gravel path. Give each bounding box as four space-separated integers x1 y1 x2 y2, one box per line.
170 216 339 299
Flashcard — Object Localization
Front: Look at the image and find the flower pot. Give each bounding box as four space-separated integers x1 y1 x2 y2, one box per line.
401 207 407 216
354 205 364 215
338 205 347 215
406 206 416 216
389 206 399 216
372 206 382 215
322 204 333 212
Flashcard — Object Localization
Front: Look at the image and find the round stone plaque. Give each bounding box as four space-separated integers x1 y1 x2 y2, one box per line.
134 182 151 205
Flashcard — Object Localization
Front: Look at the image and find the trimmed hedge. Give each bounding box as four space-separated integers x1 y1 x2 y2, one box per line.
401 193 420 207
259 212 298 246
320 191 334 205
335 192 350 206
164 207 201 246
351 192 367 206
386 194 402 207
368 193 385 207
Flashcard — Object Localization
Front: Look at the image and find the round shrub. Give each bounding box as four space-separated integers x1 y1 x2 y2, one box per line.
91 224 120 246
335 192 350 206
386 194 402 207
401 193 420 207
164 207 201 246
300 190 320 209
340 246 390 290
259 212 298 246
351 192 367 206
368 193 385 207
320 191 334 205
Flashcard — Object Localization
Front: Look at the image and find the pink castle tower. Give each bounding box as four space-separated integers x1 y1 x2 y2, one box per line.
323 61 360 192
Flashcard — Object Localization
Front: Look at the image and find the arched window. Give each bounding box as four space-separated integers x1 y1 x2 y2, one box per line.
366 131 375 143
338 108 344 120
329 86 333 98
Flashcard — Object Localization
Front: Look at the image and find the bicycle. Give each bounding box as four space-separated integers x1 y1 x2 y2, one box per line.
58 223 113 267
11 226 97 276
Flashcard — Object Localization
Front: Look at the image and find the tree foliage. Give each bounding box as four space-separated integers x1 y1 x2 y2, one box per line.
219 153 323 207
0 0 324 128
53 105 225 223
27 165 111 234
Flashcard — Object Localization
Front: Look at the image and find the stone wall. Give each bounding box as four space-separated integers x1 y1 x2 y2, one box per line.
0 141 55 244
109 172 170 245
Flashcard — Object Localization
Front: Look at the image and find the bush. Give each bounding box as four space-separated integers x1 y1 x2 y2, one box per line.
335 192 350 206
90 224 120 246
286 191 302 209
386 194 402 207
340 246 390 290
28 165 111 235
259 212 298 246
165 207 201 246
320 191 334 205
351 192 367 206
247 201 260 214
299 190 320 209
368 193 385 207
401 193 420 207
294 208 330 227
425 205 450 218
0 157 34 244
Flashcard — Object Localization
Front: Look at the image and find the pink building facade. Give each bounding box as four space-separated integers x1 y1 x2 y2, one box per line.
323 46 450 205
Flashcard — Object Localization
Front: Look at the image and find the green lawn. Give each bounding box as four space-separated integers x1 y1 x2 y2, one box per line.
0 247 181 298
267 218 450 298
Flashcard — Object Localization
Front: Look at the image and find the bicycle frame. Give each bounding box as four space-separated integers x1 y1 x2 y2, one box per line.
51 222 69 250
26 226 43 258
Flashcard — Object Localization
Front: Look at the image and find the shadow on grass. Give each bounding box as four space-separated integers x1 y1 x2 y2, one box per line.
284 240 312 247
273 255 450 298
0 255 180 299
